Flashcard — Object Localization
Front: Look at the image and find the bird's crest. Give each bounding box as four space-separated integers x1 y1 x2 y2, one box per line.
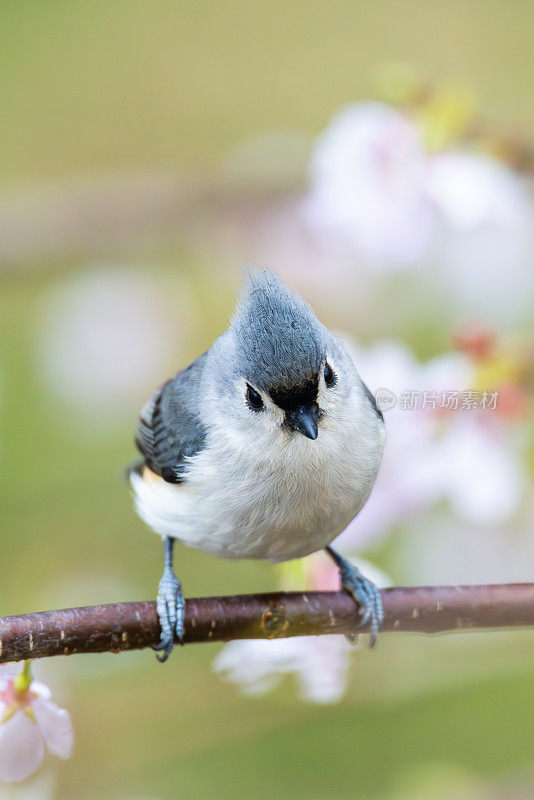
230 267 327 390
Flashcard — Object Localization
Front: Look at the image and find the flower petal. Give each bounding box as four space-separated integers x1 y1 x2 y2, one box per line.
213 636 354 704
303 101 434 268
296 635 352 704
0 663 21 681
32 697 73 760
30 680 52 700
0 710 45 782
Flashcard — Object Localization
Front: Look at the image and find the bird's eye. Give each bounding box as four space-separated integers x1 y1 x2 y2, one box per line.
324 362 337 388
246 384 264 411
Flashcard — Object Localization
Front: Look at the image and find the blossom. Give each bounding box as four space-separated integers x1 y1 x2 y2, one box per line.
213 555 390 704
338 337 527 553
406 414 524 526
427 150 528 231
213 635 353 704
301 98 530 290
0 663 73 783
37 267 196 424
338 340 470 549
427 149 534 327
302 102 434 269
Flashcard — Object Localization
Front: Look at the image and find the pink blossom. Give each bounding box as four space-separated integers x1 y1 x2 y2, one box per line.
301 100 531 304
0 663 73 783
339 337 527 553
302 102 434 269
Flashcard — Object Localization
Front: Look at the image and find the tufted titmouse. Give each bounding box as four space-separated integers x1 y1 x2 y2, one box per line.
129 269 385 660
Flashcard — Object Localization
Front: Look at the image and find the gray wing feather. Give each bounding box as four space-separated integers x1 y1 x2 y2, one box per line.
135 353 207 483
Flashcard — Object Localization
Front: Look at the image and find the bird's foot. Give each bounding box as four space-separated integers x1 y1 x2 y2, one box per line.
339 562 384 648
153 567 185 662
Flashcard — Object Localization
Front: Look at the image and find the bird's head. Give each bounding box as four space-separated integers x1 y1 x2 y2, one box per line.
204 268 357 444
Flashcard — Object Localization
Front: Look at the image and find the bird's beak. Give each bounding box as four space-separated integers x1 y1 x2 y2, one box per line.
285 403 320 440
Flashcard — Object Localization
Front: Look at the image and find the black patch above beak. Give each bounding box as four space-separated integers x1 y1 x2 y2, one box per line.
285 403 320 440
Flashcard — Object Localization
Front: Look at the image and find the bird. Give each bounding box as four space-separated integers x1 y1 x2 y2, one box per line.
129 268 386 661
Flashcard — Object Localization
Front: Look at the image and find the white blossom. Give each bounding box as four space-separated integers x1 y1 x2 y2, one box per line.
427 150 528 231
37 267 195 423
213 635 353 704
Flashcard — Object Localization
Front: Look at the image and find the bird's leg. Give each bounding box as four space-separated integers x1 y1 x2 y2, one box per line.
325 546 384 647
153 536 185 662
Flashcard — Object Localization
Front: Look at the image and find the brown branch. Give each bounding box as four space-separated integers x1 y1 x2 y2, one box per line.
1 584 534 662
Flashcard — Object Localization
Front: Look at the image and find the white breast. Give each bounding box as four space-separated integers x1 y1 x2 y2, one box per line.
131 389 385 563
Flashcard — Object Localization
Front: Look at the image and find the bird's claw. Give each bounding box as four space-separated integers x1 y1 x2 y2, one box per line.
340 563 384 648
153 567 185 662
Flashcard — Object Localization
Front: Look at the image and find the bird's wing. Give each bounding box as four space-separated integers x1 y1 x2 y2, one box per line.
135 352 207 483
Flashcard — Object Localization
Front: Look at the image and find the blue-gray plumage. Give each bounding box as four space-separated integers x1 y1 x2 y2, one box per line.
135 354 207 483
129 268 386 661
231 272 327 390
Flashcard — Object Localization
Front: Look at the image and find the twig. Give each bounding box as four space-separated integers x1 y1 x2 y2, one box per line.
1 585 534 662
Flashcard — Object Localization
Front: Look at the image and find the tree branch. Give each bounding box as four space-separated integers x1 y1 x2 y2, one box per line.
1 584 534 662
